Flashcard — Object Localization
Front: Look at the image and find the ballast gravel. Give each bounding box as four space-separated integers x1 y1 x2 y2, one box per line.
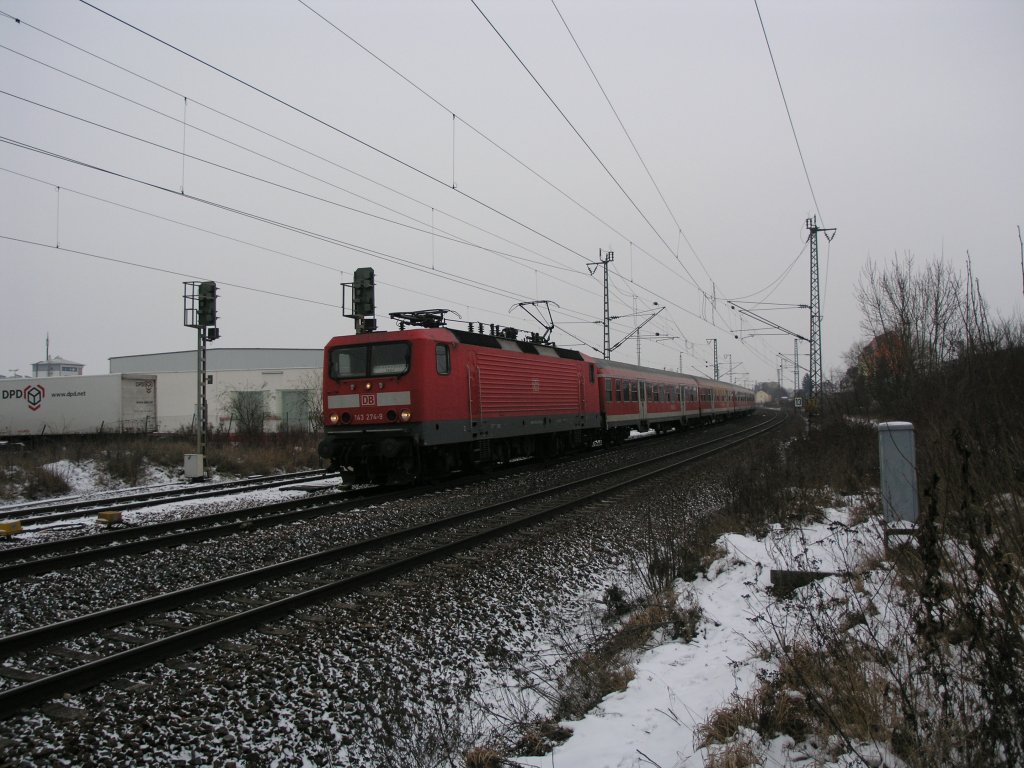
0 429 738 767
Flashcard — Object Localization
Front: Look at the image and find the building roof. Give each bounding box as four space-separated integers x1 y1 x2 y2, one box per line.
109 348 322 374
32 356 84 367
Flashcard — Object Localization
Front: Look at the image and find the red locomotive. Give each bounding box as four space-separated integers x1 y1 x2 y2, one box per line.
317 322 755 484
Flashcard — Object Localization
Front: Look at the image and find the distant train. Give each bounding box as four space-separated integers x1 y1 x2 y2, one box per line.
317 324 754 484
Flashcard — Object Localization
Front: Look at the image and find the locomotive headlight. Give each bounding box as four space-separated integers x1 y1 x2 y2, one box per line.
364 382 373 391
400 409 412 422
329 413 340 424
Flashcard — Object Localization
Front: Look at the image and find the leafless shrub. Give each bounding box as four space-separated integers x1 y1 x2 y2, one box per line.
20 462 72 498
371 678 496 768
100 438 148 485
0 433 325 500
222 387 270 438
551 646 635 722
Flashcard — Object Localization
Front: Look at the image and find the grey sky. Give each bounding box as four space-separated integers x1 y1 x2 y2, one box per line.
2 0 1022 387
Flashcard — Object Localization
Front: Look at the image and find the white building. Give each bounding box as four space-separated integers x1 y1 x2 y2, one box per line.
109 348 322 434
32 355 85 377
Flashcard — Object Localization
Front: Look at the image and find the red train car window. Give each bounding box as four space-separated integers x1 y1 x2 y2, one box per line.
435 344 450 375
370 343 410 376
329 342 410 379
329 345 367 379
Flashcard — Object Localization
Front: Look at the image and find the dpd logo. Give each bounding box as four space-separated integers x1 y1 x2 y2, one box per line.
24 385 45 411
1 384 45 410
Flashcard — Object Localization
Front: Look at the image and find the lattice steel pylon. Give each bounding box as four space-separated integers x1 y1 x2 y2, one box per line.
793 338 799 396
806 216 836 415
705 338 719 381
588 249 614 359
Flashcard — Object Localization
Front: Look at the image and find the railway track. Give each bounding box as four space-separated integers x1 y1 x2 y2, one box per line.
0 412 784 718
0 469 336 528
0 483 408 581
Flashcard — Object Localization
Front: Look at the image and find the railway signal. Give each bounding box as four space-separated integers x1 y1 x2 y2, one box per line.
183 281 221 480
345 267 377 334
197 281 218 327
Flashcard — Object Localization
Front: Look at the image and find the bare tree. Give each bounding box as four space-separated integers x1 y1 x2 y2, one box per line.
295 370 323 433
854 255 970 415
223 387 269 438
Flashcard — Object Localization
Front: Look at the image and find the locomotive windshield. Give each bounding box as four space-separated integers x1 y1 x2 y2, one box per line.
329 342 410 379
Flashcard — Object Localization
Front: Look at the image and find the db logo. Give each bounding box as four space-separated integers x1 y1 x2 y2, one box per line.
360 393 376 406
25 385 45 411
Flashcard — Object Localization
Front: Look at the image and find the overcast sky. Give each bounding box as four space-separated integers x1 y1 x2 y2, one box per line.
2 0 1022 387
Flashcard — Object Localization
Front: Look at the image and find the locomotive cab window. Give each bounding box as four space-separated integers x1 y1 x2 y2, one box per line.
329 342 410 379
435 344 450 375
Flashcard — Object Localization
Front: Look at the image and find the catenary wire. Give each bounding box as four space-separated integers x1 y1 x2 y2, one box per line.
0 136 553 308
75 0 589 264
0 37 589 287
469 0 710 299
0 7 720 360
295 0 656 277
753 0 825 226
0 137 617 335
0 86 589 288
0 234 341 309
6 4 774 376
549 0 719 292
0 166 341 275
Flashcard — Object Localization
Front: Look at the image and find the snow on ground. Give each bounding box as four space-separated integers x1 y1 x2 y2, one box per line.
517 508 884 768
42 458 179 497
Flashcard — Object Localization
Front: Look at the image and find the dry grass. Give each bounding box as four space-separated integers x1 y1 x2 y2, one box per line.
697 410 1024 767
0 433 325 500
463 745 503 767
702 736 761 768
19 463 72 499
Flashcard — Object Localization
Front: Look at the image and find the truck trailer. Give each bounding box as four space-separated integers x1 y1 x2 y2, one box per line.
0 374 158 436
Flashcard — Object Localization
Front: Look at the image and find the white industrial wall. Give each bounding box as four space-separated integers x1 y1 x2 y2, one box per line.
146 369 320 433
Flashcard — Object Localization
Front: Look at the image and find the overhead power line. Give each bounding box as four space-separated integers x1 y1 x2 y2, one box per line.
0 234 341 309
753 0 825 226
75 0 588 264
0 166 341 275
8 5 724 353
0 87 587 285
0 136 549 307
295 0 706 291
0 39 586 283
550 0 718 292
469 0 710 298
6 3 774 374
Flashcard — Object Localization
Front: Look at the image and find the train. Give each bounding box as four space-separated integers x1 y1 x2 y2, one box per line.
317 324 755 484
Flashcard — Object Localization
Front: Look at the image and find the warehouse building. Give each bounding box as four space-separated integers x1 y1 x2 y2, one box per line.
109 348 322 434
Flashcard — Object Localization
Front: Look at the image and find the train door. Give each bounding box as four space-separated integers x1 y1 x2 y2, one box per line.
466 353 482 427
639 379 648 426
